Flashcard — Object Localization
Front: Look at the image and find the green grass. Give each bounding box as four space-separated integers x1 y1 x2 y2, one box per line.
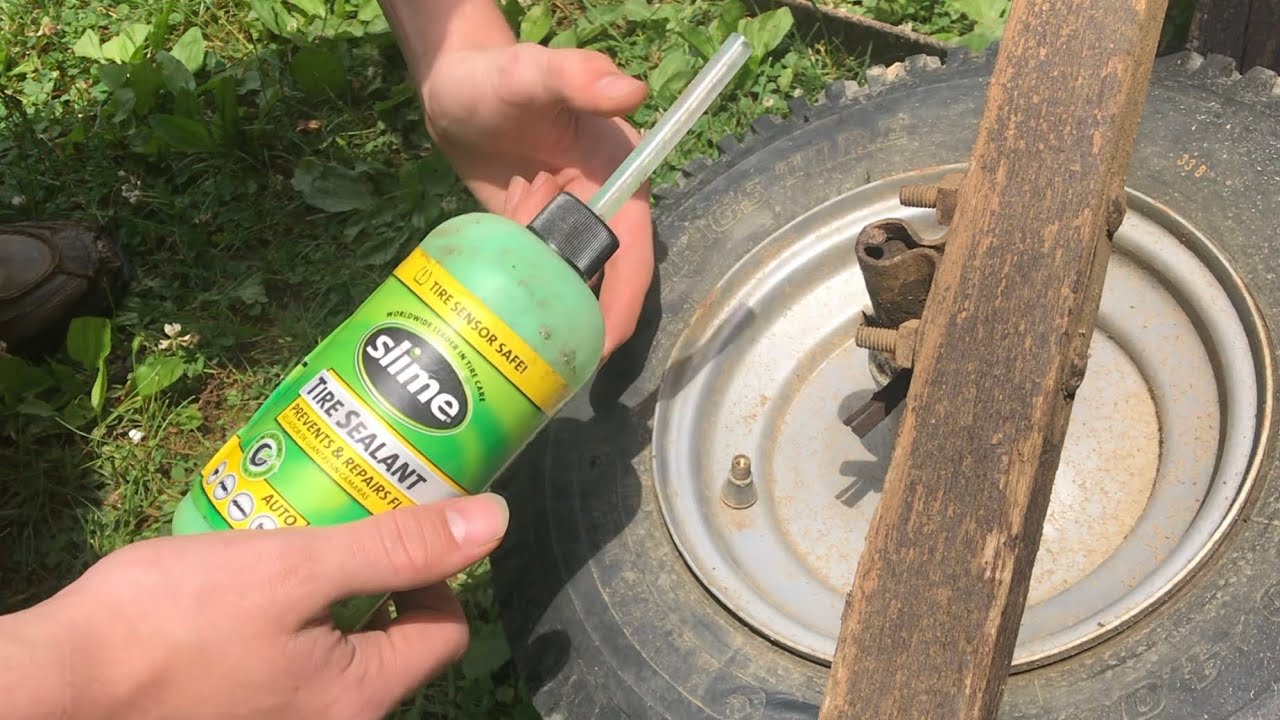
0 0 1205 714
0 0 1216 711
0 0 870 716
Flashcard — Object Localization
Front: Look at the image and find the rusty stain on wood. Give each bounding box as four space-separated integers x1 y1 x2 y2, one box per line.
816 0 1170 718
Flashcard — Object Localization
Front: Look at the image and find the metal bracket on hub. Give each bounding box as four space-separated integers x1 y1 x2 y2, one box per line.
844 174 964 437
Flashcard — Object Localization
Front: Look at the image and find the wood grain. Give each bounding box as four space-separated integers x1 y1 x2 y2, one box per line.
1244 0 1280 72
817 0 1169 717
1189 0 1280 72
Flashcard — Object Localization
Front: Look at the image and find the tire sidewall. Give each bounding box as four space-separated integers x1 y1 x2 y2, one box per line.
493 54 1280 720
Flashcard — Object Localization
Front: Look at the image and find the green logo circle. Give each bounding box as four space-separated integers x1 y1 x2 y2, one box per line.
241 430 285 478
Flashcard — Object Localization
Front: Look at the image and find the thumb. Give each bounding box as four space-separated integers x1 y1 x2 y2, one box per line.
499 44 648 117
286 493 509 603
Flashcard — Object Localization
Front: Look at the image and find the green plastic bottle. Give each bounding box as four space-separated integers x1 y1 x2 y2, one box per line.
170 32 752 629
171 194 618 628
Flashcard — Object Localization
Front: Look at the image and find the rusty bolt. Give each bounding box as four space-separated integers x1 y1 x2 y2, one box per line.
899 184 940 208
721 454 757 509
898 172 965 226
855 326 898 353
855 319 921 369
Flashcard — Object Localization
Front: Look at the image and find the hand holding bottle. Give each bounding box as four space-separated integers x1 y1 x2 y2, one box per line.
0 494 509 720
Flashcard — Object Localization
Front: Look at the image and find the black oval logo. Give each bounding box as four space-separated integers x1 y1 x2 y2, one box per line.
358 324 469 432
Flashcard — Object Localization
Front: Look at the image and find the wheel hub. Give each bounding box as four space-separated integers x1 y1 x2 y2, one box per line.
651 166 1271 670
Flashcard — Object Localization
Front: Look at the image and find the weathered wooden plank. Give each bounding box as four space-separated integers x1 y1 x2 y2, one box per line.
816 0 1169 718
1188 0 1251 62
1189 0 1280 72
1244 0 1280 71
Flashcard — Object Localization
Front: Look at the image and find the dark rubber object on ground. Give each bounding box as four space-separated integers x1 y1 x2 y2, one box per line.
491 50 1280 719
0 221 126 356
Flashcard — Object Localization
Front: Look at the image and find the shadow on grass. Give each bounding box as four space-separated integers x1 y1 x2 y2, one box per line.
0 428 101 613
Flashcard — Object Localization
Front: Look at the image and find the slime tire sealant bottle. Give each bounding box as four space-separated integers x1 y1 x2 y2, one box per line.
170 33 753 631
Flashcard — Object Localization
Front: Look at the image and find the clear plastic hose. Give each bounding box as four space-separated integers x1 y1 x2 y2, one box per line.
588 33 752 220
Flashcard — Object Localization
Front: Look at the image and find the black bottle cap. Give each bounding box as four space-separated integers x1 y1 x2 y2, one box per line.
526 192 619 281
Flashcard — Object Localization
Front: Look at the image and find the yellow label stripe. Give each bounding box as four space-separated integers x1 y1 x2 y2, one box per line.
393 248 568 413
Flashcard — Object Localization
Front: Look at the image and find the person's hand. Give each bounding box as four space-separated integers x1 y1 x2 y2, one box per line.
0 494 509 720
423 43 653 357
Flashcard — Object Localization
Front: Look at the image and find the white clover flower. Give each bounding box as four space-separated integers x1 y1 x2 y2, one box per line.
159 323 199 350
119 173 143 205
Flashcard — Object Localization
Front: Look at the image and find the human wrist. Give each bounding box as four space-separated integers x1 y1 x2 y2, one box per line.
378 0 515 89
0 596 152 720
0 604 82 719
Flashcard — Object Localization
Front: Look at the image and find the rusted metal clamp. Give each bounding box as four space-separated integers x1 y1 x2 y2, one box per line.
842 173 963 438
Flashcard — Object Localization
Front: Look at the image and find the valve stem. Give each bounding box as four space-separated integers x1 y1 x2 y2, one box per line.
721 454 757 509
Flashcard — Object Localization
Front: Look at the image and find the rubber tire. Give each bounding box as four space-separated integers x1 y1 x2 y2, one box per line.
491 50 1280 719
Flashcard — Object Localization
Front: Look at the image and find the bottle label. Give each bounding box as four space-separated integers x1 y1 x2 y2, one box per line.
192 248 563 529
391 249 570 412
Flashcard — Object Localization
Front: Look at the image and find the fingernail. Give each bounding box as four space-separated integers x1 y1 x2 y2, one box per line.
505 175 531 215
446 493 510 545
596 74 644 97
531 171 554 193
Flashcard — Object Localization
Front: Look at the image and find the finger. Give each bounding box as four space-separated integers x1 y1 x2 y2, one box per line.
281 493 509 603
508 171 562 225
343 586 470 711
557 116 654 357
598 189 654 357
498 44 648 118
502 174 531 218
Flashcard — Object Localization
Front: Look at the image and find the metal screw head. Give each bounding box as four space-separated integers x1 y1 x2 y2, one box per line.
895 319 920 369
